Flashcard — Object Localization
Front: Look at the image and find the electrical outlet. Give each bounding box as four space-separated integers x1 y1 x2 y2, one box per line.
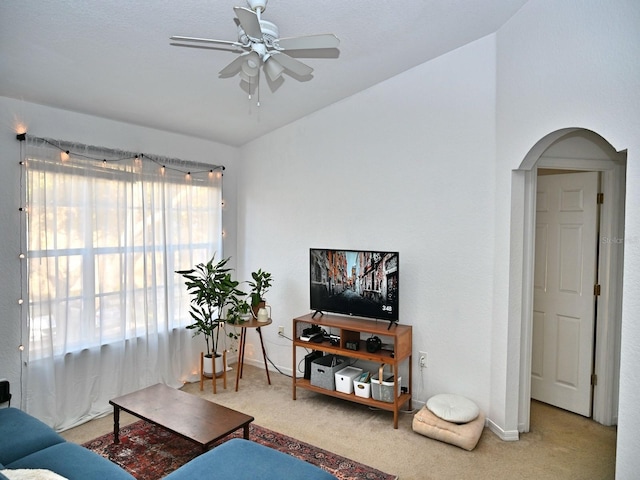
419 351 428 368
278 325 285 336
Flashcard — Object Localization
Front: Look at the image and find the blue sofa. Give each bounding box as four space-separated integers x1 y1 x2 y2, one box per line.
0 408 336 479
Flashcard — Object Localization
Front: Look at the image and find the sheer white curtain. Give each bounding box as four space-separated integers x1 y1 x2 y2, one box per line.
24 137 223 430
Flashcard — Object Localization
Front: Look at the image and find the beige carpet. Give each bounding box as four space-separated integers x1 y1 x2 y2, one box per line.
61 364 616 479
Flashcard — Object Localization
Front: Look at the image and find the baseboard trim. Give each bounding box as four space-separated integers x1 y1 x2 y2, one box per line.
487 418 519 441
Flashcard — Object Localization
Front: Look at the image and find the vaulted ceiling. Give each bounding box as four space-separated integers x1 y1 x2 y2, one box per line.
0 1 528 146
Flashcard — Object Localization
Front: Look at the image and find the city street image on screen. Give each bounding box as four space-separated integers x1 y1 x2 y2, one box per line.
310 249 399 321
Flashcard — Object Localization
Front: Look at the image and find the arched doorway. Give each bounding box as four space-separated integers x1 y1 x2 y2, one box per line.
514 128 626 432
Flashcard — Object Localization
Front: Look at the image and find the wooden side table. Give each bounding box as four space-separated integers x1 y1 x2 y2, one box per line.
235 317 272 391
200 350 227 394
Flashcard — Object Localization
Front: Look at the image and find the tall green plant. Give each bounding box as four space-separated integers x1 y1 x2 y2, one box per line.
176 255 244 356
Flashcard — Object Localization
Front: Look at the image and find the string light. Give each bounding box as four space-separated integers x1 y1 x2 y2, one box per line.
16 134 224 179
17 135 27 408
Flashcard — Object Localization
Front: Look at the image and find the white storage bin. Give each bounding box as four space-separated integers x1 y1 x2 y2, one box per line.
335 366 363 394
371 374 402 403
353 380 371 398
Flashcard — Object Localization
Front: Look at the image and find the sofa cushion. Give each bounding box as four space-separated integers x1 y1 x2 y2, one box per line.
0 409 65 465
5 443 134 480
164 438 337 480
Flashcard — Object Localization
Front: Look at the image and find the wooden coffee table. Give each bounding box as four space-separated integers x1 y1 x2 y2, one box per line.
109 383 254 451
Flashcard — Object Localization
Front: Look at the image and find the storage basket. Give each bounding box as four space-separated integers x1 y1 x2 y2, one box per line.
353 380 371 398
310 354 346 390
371 372 402 403
335 366 363 394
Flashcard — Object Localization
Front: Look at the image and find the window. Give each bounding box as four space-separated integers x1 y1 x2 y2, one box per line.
25 137 223 359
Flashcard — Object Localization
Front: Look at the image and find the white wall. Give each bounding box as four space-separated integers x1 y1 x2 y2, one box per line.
495 0 640 476
0 97 240 408
236 36 497 413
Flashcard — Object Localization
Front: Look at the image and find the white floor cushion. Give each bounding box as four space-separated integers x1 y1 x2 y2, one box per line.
426 393 480 423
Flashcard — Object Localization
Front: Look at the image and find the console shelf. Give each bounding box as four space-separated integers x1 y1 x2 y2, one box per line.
292 313 412 429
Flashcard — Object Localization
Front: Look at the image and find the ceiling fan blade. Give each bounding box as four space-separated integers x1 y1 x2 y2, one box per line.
275 34 340 50
219 53 250 77
264 56 285 81
270 52 313 77
233 7 263 41
170 35 243 48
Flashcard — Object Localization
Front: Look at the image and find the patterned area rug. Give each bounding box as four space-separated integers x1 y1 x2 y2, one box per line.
83 420 397 480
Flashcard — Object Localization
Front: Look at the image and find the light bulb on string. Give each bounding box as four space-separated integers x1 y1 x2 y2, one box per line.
60 151 70 161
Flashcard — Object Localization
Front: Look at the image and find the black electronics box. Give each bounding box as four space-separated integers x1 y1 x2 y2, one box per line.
303 351 324 380
0 380 10 405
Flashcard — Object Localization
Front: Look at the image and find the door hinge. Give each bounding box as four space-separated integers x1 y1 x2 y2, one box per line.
597 193 604 204
594 284 601 296
591 374 598 386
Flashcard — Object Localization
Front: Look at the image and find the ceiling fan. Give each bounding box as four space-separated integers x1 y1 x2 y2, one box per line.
170 0 340 89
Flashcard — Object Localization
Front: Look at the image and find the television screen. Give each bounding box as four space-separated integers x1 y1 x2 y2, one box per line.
310 248 399 322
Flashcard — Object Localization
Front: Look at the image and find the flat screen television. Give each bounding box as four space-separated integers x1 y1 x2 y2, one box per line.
310 248 399 324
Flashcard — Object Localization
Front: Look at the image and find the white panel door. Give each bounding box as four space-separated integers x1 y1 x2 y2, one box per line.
531 172 599 416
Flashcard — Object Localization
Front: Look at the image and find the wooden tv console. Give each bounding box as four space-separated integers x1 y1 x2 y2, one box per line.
292 313 412 429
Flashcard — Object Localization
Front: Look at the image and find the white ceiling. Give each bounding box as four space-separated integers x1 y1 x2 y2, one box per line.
0 1 528 147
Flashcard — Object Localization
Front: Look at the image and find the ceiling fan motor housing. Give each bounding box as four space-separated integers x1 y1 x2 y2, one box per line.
238 20 279 46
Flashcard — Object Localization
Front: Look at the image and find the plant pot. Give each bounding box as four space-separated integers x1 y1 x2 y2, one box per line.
203 353 226 376
214 353 226 375
203 354 214 376
252 300 266 320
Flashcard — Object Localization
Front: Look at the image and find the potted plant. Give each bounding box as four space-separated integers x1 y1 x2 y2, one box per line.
247 268 273 318
176 254 244 375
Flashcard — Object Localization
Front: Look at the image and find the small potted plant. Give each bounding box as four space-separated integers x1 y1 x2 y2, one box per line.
247 268 273 318
176 254 244 375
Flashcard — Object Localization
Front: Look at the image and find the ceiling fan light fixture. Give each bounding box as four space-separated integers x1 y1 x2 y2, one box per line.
241 52 261 77
264 56 284 81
